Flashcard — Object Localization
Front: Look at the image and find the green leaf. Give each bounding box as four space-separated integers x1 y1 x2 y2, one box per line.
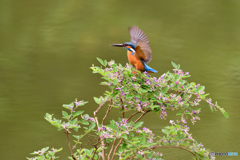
129 132 134 138
162 129 169 135
183 75 191 78
161 87 169 94
151 105 160 109
177 64 180 69
122 134 127 139
103 60 107 66
209 104 214 112
135 122 143 128
121 143 127 151
196 86 205 93
62 111 69 119
80 120 89 125
171 61 178 69
111 91 119 97
221 110 229 118
176 112 183 115
112 78 119 85
73 111 84 118
96 57 104 65
45 113 53 121
93 97 101 105
100 82 109 85
143 143 156 147
89 122 96 130
140 137 146 144
202 93 210 97
175 74 180 81
177 131 181 138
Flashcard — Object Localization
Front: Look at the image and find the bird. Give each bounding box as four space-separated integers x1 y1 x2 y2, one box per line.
111 26 157 73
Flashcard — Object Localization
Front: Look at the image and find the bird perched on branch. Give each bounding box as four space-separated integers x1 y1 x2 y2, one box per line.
111 26 157 73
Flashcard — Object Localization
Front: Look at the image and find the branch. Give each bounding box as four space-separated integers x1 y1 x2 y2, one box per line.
127 145 197 159
120 97 125 118
94 103 108 160
134 110 151 123
102 99 112 126
91 146 99 160
95 100 108 115
109 110 149 160
107 138 117 160
110 138 123 160
64 131 76 160
127 111 140 121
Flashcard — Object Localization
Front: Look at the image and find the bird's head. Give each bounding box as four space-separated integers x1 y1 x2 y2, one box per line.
111 42 136 54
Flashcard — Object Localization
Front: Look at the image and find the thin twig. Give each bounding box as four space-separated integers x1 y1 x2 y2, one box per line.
127 145 197 159
127 111 141 121
110 138 123 160
120 97 125 118
94 99 111 160
78 145 82 160
134 110 151 123
91 146 98 160
95 100 108 114
107 137 118 160
65 131 76 160
102 99 112 126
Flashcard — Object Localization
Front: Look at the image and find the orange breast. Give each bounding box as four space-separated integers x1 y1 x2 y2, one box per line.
127 51 145 72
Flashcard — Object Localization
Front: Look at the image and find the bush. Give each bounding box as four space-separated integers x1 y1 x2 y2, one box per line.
27 58 228 160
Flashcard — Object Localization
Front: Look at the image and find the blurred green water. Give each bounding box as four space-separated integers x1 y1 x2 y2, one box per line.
0 0 239 159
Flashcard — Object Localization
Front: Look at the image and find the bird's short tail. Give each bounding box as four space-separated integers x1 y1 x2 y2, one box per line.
141 60 158 73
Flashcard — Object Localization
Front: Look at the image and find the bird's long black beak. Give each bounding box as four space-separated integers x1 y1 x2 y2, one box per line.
111 44 124 47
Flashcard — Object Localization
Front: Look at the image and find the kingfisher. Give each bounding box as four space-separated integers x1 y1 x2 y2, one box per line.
111 26 157 73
